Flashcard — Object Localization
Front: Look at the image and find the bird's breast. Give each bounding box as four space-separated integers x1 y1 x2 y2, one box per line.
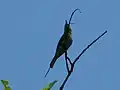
65 33 72 49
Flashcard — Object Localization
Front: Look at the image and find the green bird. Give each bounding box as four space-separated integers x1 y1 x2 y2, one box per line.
45 8 81 77
50 20 72 68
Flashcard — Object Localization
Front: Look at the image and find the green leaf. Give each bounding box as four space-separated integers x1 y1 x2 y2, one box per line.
42 88 50 90
1 80 12 90
1 80 9 86
48 80 57 89
4 86 11 90
42 80 58 90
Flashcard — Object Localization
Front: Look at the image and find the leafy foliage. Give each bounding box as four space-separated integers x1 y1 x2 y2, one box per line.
1 80 12 90
42 80 58 90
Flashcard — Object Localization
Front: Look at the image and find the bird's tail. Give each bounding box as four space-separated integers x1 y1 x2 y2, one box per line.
44 67 50 78
50 56 57 68
44 57 57 78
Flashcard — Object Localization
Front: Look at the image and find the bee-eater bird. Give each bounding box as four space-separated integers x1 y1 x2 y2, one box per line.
45 8 81 77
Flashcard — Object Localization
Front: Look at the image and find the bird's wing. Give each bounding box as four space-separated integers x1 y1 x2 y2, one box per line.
56 34 65 50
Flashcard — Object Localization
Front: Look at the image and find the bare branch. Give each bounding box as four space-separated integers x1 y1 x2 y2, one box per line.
60 72 71 90
73 30 107 65
60 30 107 90
65 51 70 72
66 56 72 65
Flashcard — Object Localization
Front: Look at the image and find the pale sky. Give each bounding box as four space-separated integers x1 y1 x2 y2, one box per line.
0 0 119 90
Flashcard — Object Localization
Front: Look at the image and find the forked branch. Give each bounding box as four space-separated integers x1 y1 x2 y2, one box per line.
60 30 107 90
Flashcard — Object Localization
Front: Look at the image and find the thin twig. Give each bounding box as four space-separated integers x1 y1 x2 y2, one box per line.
73 30 107 65
67 56 72 65
60 30 107 90
60 71 71 90
65 51 70 72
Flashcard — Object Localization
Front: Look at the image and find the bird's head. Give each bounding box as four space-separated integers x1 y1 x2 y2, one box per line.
64 20 72 34
64 8 81 34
